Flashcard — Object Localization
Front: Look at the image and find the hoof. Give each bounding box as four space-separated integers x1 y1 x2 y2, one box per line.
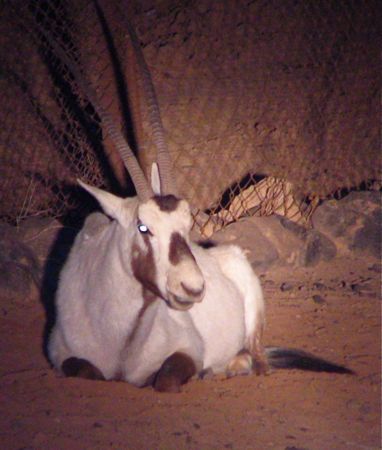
153 352 196 393
61 357 105 380
226 351 253 378
253 359 271 376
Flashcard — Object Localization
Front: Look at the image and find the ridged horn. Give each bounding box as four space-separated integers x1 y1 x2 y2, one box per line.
123 17 178 196
40 29 153 202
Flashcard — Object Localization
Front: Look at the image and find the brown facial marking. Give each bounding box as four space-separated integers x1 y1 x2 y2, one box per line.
131 236 161 299
61 357 105 380
127 236 162 361
153 352 197 393
153 195 180 212
169 232 195 266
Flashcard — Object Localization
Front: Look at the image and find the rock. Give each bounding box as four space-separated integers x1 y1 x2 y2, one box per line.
350 283 363 295
280 282 294 292
350 281 375 296
341 191 381 211
209 192 379 268
0 260 33 298
312 191 381 259
280 217 336 266
279 217 308 240
313 282 326 290
0 217 70 303
15 217 64 261
312 200 358 239
211 217 279 272
0 225 40 299
249 215 305 267
301 229 337 266
351 209 381 259
214 213 337 269
312 294 326 304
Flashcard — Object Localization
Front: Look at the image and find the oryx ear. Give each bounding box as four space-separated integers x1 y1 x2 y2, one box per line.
78 179 125 222
150 162 161 195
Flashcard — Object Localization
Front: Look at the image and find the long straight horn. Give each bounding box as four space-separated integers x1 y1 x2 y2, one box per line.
39 29 153 202
124 18 178 196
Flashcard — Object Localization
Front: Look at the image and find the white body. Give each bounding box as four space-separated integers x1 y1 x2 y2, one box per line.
47 20 266 388
48 203 265 387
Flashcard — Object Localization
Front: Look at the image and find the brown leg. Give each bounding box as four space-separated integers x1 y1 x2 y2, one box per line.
248 325 271 375
252 348 270 375
226 349 253 378
61 357 105 380
153 352 197 393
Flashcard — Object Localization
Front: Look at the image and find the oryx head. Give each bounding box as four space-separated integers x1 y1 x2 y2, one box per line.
56 16 205 310
79 164 205 311
133 184 205 311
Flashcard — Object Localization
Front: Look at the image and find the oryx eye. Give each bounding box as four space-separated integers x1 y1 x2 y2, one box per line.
138 223 150 234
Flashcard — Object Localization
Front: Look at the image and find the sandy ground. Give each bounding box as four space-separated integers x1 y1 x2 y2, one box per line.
1 2 380 449
0 248 380 450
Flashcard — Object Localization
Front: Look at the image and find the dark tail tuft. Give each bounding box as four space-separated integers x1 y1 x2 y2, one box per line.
265 347 354 374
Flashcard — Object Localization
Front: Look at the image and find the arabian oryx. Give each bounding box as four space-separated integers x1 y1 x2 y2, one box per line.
47 13 352 392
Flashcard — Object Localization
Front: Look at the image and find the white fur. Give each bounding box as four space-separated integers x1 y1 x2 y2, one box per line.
48 184 265 387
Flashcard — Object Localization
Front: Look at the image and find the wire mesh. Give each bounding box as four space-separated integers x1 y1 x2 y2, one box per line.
0 0 380 234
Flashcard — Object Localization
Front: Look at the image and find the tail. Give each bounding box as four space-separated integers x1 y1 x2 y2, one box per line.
265 347 354 374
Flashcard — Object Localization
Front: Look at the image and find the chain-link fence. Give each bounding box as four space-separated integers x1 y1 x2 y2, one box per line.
1 0 380 235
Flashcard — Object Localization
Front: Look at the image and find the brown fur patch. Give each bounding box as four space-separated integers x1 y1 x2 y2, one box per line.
153 195 180 212
125 238 161 362
226 350 253 378
131 237 161 298
169 232 195 265
153 352 197 393
61 357 105 380
120 286 158 364
247 317 271 375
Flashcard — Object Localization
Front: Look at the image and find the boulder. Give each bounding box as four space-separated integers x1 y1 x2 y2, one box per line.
279 217 337 267
212 214 337 271
312 191 381 259
0 222 40 300
14 217 64 261
210 217 279 272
